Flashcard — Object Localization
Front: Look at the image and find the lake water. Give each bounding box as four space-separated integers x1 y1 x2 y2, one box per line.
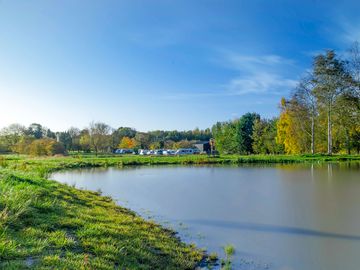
52 163 360 270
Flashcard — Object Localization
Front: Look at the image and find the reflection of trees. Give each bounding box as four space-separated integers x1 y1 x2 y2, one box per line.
327 163 333 182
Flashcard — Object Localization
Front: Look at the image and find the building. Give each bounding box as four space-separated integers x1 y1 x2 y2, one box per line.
194 141 211 153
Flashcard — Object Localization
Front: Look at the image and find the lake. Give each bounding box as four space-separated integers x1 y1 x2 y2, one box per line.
52 162 360 270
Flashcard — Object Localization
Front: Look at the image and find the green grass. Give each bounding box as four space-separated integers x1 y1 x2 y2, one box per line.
0 153 359 269
1 153 360 176
0 162 204 269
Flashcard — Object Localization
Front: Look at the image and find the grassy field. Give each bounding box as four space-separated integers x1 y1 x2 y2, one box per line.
0 153 359 269
1 153 360 176
0 156 207 270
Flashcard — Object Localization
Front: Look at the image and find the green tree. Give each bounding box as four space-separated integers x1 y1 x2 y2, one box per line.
79 130 91 152
252 118 282 154
0 124 26 152
28 138 65 156
235 113 260 154
293 74 318 154
313 50 353 154
89 122 111 155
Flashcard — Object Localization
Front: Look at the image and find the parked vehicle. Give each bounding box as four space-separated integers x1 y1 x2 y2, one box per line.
175 148 195 155
115 149 134 154
139 149 148 155
154 149 163 155
163 149 176 155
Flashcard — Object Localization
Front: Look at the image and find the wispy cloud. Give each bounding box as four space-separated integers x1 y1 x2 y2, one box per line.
219 51 298 95
160 52 298 100
222 52 294 71
339 21 360 44
226 72 297 95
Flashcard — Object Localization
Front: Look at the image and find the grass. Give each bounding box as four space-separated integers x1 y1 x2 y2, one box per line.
0 162 204 269
1 153 360 176
0 153 359 269
221 245 235 270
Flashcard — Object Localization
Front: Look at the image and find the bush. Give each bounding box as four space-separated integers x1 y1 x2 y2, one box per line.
27 138 65 156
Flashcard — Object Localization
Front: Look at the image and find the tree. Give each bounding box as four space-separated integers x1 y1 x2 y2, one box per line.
173 140 193 149
211 113 259 155
333 94 360 154
313 50 353 154
276 98 303 154
118 137 137 149
0 124 26 152
68 127 81 152
79 129 91 152
57 132 72 151
26 123 44 139
212 121 238 154
134 132 151 149
28 138 65 156
252 118 282 154
293 74 318 154
116 127 137 139
12 136 35 154
149 141 162 150
348 41 360 98
235 113 260 154
89 122 111 155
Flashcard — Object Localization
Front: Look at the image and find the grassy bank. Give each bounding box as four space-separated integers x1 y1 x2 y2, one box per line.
0 154 359 269
0 161 204 269
1 154 360 176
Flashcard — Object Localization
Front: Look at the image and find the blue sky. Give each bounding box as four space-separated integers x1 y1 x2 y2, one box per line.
0 0 359 131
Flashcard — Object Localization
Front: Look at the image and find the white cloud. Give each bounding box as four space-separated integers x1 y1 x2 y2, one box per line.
340 21 360 44
219 52 298 95
224 53 294 72
226 72 297 95
160 52 298 100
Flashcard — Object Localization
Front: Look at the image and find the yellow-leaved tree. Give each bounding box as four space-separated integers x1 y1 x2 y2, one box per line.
276 98 302 154
118 137 137 149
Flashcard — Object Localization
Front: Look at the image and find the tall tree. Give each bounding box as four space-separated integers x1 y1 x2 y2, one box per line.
293 74 318 154
276 98 303 154
89 122 111 155
235 113 260 154
348 41 360 98
313 50 352 154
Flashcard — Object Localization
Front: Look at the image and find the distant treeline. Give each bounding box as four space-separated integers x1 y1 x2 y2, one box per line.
1 45 359 156
0 122 212 156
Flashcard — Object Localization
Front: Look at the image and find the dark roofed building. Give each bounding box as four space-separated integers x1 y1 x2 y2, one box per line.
194 141 211 153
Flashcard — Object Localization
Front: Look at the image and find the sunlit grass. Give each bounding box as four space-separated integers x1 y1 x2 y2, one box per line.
0 167 204 269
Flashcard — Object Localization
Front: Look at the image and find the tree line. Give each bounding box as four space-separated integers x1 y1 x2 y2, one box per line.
1 45 359 156
212 44 360 155
0 122 211 156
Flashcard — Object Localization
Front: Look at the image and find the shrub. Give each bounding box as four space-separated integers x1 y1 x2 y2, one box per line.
27 139 66 156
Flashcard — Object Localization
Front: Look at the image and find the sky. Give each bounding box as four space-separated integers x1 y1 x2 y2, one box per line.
1 0 360 132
